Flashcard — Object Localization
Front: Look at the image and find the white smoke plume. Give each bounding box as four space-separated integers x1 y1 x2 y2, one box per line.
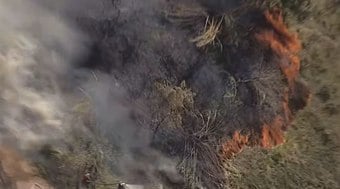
0 0 89 149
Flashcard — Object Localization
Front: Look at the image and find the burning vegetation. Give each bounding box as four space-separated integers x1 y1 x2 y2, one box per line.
256 9 310 148
222 8 310 158
0 0 319 189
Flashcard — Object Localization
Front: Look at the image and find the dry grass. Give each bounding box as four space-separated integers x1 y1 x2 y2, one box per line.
167 5 208 29
178 111 227 189
190 16 223 48
36 137 121 189
154 81 195 129
167 3 224 49
226 1 340 188
154 81 227 188
34 99 122 189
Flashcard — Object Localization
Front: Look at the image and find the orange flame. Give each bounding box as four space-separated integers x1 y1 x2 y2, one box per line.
257 9 302 148
221 9 309 159
256 9 302 86
261 116 285 148
221 131 249 159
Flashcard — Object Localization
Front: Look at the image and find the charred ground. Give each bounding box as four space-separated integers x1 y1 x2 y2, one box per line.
1 0 339 189
71 0 309 188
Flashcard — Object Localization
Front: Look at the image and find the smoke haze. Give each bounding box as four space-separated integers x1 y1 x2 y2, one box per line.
0 0 181 187
0 0 87 149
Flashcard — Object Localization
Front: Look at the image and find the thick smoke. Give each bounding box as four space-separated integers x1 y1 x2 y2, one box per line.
77 0 185 184
0 0 181 187
84 75 181 184
0 0 88 149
